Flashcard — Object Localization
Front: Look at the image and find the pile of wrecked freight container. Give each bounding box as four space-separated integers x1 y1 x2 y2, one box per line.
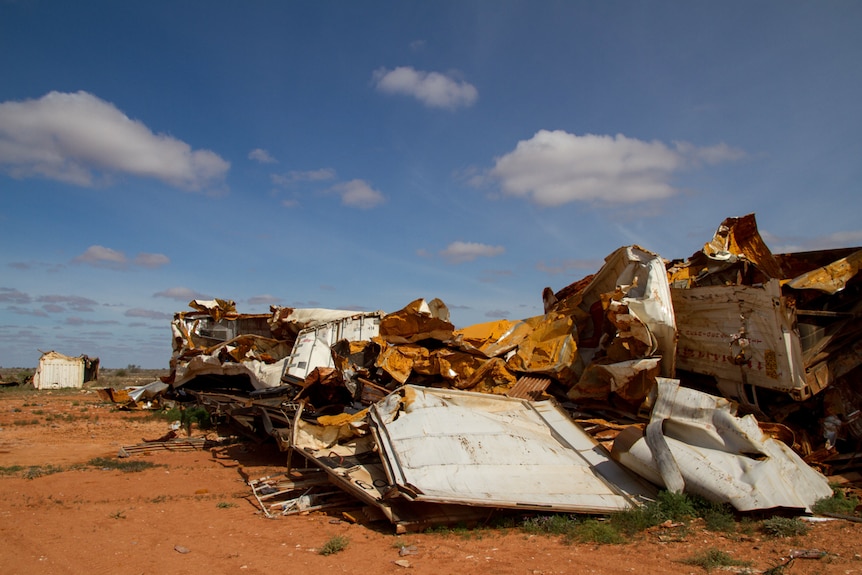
118 214 862 532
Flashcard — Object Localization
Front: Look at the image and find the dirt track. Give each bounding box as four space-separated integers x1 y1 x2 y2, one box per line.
2 388 861 575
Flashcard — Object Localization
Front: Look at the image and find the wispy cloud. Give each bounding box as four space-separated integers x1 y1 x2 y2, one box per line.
372 66 478 110
484 309 510 319
73 246 127 269
331 179 385 209
271 168 336 186
6 305 48 317
764 229 862 253
536 258 604 276
0 91 230 191
488 130 744 206
124 308 172 320
0 288 31 304
36 294 98 312
65 316 119 326
440 241 505 264
153 286 211 301
134 253 170 268
247 294 282 305
248 148 277 164
478 269 514 284
72 246 170 270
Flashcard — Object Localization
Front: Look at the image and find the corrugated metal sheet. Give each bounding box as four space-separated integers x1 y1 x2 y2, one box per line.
369 386 656 513
505 375 551 401
33 351 85 389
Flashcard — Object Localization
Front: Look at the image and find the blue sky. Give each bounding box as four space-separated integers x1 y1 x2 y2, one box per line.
2 1 861 369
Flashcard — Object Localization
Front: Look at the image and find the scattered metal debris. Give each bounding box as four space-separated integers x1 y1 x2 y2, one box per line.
118 437 214 457
114 213 861 530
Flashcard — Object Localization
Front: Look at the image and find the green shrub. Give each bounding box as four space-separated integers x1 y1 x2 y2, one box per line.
569 519 625 544
609 499 665 535
151 405 212 431
0 465 24 476
813 488 859 515
760 516 809 538
702 507 736 532
520 514 579 536
656 490 697 521
680 547 751 571
23 464 64 479
319 535 349 555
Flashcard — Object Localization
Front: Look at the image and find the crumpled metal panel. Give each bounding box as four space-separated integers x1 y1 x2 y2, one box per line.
285 311 383 380
611 378 832 512
701 213 784 279
175 350 290 389
549 245 676 405
786 249 862 295
368 385 656 513
672 278 807 398
379 298 454 344
670 215 862 405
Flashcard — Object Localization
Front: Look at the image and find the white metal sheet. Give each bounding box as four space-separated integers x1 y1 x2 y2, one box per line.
286 312 382 380
369 386 655 513
33 352 85 389
612 378 832 512
672 279 807 397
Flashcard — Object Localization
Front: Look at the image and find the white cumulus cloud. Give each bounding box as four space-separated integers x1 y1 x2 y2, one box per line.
248 148 277 163
440 241 505 264
73 245 127 269
0 91 229 190
72 246 170 270
489 130 744 206
372 66 478 109
332 179 385 209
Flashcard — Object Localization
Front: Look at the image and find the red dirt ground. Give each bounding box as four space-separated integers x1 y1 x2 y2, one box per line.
1 389 861 575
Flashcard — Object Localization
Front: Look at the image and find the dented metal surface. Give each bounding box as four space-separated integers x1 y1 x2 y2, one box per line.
611 378 833 512
542 245 677 407
285 311 383 380
671 279 808 400
170 299 383 392
368 385 656 513
160 212 862 526
669 214 862 408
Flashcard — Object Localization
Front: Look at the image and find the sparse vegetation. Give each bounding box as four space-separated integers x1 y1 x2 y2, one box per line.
568 519 625 544
13 418 40 425
516 492 746 544
813 487 860 516
23 464 65 479
760 516 810 538
151 405 212 433
216 501 237 509
520 514 579 536
319 534 349 555
87 457 158 473
679 547 751 571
